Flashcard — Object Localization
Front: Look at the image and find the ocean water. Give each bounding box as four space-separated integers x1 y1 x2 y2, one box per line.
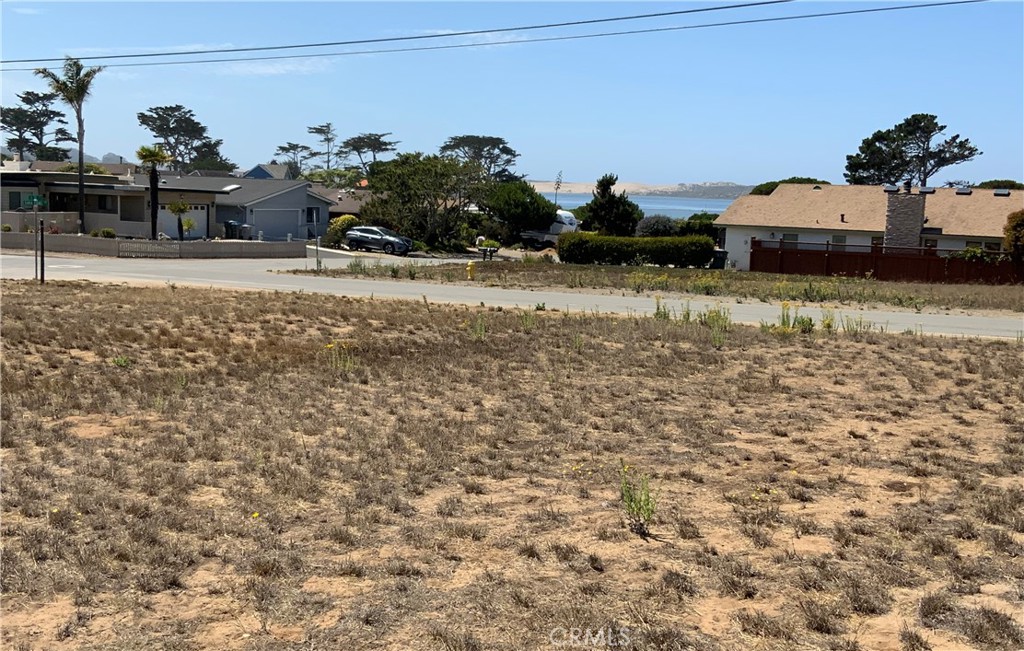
540 192 733 220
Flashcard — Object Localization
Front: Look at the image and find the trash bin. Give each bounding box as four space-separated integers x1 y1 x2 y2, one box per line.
239 224 254 240
224 220 240 239
708 249 728 269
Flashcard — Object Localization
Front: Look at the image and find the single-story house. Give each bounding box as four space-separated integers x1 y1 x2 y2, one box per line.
243 164 293 180
308 184 371 220
717 184 1022 271
28 160 140 176
138 175 334 241
188 169 238 178
1 159 232 237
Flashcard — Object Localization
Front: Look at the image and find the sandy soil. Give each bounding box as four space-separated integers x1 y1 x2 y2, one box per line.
2 280 1022 651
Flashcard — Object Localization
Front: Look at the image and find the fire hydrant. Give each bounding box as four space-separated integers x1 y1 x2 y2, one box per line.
466 261 476 280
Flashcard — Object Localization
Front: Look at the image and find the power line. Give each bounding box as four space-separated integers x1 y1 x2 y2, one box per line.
1 0 794 65
2 0 988 73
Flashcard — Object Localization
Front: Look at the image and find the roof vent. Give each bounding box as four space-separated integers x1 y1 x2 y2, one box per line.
812 185 822 191
994 189 1011 197
919 187 936 194
955 188 972 196
883 185 900 193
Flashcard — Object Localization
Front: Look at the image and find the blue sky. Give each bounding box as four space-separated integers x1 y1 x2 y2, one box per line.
2 1 1022 185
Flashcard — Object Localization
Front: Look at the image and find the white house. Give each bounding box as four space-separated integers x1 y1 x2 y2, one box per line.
717 184 1020 271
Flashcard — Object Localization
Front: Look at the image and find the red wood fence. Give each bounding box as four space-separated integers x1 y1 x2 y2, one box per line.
750 240 1020 284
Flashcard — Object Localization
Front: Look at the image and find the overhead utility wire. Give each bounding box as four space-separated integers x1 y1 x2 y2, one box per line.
0 0 794 64
3 0 988 73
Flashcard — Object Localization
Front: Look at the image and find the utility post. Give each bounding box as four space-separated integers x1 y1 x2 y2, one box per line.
39 217 45 285
27 193 48 281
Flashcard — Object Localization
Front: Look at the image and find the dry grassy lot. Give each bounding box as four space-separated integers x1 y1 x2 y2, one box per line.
2 280 1023 651
300 260 1024 313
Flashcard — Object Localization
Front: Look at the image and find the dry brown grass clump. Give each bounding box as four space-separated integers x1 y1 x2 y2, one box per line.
2 279 1023 650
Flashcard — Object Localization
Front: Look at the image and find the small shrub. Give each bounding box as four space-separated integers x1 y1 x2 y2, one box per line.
958 606 1024 647
517 542 543 561
635 215 677 237
325 214 360 248
676 517 702 540
918 591 956 627
549 542 580 562
660 570 699 598
99 228 116 239
799 598 846 634
899 624 932 651
619 460 656 537
734 609 794 639
3 223 15 232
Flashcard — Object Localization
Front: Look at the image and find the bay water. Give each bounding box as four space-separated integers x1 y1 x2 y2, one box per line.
540 192 733 220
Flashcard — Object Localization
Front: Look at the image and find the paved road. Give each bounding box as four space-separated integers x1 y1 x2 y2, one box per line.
2 250 1021 339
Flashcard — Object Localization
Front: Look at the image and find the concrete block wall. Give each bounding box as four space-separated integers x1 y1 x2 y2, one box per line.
0 234 306 258
0 232 120 255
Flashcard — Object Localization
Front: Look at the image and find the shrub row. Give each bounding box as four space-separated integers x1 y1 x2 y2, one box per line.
557 232 715 267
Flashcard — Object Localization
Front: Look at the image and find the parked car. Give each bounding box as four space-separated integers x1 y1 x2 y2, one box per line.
521 209 578 250
344 226 414 255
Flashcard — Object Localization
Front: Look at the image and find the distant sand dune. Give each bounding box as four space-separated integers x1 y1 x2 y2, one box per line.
530 181 680 195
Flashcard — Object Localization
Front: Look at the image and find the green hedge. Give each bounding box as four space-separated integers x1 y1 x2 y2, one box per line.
557 232 715 267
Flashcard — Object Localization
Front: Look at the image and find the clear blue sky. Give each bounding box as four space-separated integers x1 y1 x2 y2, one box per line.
2 1 1022 185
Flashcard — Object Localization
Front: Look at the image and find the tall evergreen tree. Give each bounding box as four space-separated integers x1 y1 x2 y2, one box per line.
583 174 643 236
308 123 344 171
342 133 399 175
845 114 980 187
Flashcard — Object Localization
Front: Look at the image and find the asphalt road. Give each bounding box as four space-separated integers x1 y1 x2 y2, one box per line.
2 250 1022 339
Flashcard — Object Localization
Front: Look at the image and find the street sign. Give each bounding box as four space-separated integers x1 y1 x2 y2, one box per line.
26 194 47 208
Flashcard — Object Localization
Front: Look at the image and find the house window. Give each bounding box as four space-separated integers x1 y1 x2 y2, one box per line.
306 206 320 224
983 242 1001 252
98 195 108 210
965 241 982 249
922 239 938 249
8 191 22 210
831 234 846 252
781 233 798 249
871 236 884 247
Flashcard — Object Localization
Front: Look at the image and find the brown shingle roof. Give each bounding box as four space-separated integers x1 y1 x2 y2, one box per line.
307 184 371 215
716 184 1021 238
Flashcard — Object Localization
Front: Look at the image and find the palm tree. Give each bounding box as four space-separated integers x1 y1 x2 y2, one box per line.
34 57 104 234
137 145 174 239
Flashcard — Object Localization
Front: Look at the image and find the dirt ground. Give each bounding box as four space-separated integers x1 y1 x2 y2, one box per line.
1 280 1022 651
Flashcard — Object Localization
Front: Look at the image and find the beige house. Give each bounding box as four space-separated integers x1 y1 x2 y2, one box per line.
1 160 234 237
717 184 1021 271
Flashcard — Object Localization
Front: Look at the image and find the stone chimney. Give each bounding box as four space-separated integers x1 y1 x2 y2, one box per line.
883 190 926 248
